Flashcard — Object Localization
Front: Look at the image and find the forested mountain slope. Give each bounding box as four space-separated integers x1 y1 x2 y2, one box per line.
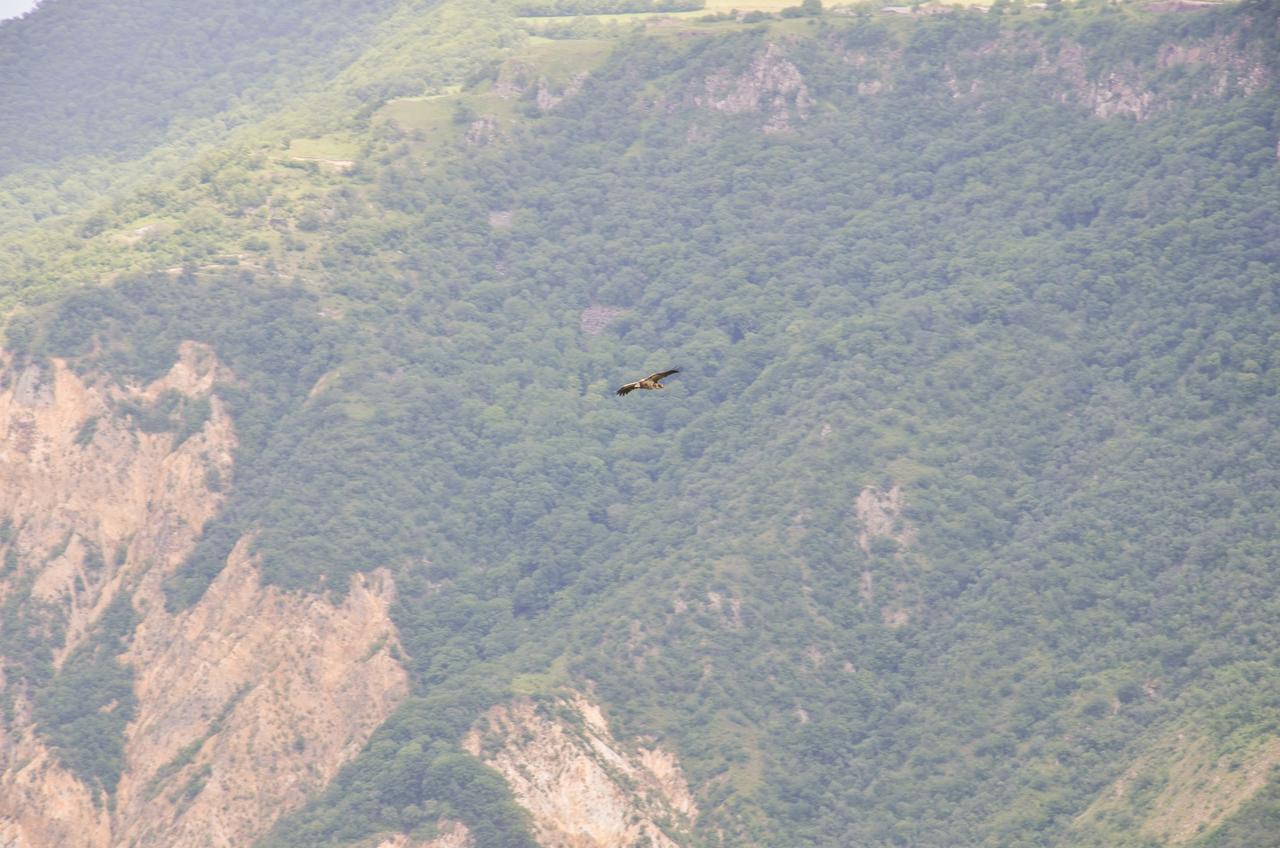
0 0 407 174
0 0 517 241
1 1 1278 847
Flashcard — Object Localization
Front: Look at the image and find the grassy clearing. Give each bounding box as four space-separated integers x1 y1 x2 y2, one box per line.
763 16 825 34
375 34 614 156
285 137 360 162
378 92 519 161
381 96 463 135
513 36 616 80
886 456 939 485
509 655 573 697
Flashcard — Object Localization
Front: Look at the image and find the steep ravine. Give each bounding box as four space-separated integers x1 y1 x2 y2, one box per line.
0 345 409 848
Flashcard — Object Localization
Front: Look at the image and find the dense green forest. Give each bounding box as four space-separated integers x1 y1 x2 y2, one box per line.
2 0 1279 845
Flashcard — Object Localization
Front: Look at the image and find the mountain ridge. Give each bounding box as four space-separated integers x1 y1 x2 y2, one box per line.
1 1 1278 846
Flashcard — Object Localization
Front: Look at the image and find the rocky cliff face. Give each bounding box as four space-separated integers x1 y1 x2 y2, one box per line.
492 58 589 113
693 42 813 134
465 694 698 848
1036 29 1275 121
855 484 917 628
0 345 408 848
679 41 814 137
671 15 1274 147
832 13 1275 122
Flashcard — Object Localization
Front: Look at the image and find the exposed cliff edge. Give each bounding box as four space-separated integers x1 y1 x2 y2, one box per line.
836 11 1275 120
691 41 813 134
465 694 697 848
668 15 1275 148
113 548 407 848
1036 29 1275 121
0 345 409 848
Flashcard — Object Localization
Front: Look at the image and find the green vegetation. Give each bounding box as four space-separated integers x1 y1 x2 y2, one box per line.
31 591 138 800
73 415 98 446
0 569 64 706
2 0 1279 845
1195 775 1280 848
0 0 399 175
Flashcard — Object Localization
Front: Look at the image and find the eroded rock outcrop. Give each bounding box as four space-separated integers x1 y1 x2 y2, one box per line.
1032 25 1273 120
855 484 909 555
834 17 1275 121
493 59 588 113
465 115 501 147
0 343 234 659
687 42 813 134
0 345 409 848
465 694 697 848
855 484 917 628
115 549 406 848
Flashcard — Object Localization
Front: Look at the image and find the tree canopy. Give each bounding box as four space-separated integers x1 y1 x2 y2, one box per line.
2 0 1278 845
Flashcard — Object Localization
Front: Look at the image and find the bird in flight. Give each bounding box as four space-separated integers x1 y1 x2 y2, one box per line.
616 369 679 396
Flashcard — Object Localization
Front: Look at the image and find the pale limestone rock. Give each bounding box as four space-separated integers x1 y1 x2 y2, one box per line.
692 42 813 134
855 484 907 555
465 694 697 848
115 550 407 848
855 484 917 627
1038 34 1274 121
0 345 409 848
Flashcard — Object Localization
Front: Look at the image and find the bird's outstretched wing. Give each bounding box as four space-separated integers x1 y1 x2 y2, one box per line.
616 369 678 396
